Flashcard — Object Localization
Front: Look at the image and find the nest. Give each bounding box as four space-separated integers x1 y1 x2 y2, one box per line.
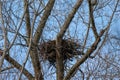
39 39 81 65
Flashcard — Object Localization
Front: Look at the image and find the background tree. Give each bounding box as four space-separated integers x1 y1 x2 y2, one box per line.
0 0 120 80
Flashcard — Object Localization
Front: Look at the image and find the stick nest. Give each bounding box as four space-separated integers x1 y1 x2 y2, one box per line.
39 39 81 65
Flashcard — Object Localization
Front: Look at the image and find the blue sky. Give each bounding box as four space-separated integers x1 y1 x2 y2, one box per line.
0 0 120 79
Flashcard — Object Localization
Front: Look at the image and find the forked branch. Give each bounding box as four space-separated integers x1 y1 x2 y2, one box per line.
88 0 99 39
56 0 83 80
64 0 119 79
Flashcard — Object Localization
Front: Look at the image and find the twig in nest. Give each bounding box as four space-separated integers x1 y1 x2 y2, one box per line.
39 39 82 66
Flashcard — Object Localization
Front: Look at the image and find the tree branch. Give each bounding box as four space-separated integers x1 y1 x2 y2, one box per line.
0 50 34 80
88 0 99 39
55 0 83 80
1 66 14 72
8 2 27 50
24 0 31 45
63 0 119 79
29 0 55 79
57 0 84 39
63 37 101 80
0 1 8 71
34 0 55 44
92 0 119 58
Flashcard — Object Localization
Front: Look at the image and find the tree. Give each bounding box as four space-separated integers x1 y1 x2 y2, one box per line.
0 0 120 80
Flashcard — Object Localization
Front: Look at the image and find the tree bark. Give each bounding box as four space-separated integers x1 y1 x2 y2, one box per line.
63 37 101 80
56 0 83 80
24 0 31 45
4 54 34 79
30 0 55 79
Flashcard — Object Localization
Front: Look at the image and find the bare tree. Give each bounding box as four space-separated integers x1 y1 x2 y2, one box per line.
0 0 120 80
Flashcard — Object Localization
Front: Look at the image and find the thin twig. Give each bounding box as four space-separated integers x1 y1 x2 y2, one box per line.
18 2 37 80
91 0 119 58
0 1 8 72
0 66 14 72
88 0 99 39
8 2 27 50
